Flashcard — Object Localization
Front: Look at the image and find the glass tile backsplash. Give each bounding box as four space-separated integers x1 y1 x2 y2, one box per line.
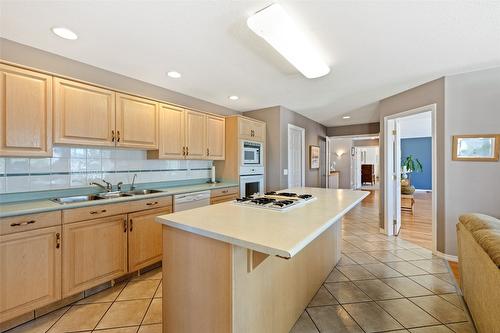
0 147 212 193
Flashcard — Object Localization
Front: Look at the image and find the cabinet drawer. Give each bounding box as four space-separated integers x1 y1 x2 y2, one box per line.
63 202 130 224
0 211 61 235
62 196 173 224
127 196 172 212
210 193 238 205
211 187 238 198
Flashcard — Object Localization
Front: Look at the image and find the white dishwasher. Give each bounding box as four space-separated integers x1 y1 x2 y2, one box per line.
173 190 211 212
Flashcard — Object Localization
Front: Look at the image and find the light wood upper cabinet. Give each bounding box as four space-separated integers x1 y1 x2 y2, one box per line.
0 64 52 157
206 115 225 160
116 93 158 149
185 110 206 159
53 78 115 147
128 207 171 272
0 226 61 322
239 117 265 141
148 104 185 159
62 215 128 297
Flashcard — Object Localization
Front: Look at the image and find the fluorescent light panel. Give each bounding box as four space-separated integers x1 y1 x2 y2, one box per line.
247 4 330 79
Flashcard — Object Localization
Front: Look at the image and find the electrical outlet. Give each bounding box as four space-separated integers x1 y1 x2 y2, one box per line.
283 169 288 175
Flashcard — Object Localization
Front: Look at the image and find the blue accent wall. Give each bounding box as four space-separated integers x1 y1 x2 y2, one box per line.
401 137 432 190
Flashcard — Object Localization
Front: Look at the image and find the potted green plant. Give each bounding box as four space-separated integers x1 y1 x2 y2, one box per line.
401 155 423 194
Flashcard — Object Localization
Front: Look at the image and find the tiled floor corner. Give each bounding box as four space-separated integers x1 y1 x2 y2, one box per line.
6 191 476 333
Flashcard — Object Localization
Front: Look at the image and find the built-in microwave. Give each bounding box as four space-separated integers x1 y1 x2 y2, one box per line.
241 140 263 166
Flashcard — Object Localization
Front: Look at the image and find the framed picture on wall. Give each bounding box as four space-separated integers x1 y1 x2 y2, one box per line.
452 134 500 161
310 145 320 169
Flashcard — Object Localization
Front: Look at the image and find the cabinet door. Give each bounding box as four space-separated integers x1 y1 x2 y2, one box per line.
206 115 225 160
185 110 206 159
154 104 185 159
53 78 115 147
238 118 265 141
0 64 52 157
62 215 128 297
128 207 171 272
0 226 61 322
116 93 158 149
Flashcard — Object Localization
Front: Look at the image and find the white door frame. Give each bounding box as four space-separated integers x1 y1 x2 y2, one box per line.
288 124 306 187
383 104 437 253
326 137 331 188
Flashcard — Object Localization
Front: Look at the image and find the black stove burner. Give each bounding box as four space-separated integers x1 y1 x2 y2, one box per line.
265 191 277 195
251 197 276 205
273 200 294 207
298 194 312 199
277 192 297 197
236 197 252 202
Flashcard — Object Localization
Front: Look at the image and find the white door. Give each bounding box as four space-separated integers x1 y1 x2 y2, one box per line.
288 125 305 188
385 119 402 235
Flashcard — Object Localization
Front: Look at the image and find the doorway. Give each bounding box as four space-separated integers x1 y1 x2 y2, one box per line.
384 104 437 252
288 124 305 188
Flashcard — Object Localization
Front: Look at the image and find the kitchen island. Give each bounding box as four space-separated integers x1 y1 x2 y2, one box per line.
156 187 369 333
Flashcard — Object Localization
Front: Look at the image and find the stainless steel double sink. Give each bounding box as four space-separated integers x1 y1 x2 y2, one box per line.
51 189 163 204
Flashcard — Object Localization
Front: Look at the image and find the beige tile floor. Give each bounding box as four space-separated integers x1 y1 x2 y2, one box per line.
7 192 476 333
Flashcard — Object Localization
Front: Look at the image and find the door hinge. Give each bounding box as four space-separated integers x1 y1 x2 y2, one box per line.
392 129 397 135
393 219 397 226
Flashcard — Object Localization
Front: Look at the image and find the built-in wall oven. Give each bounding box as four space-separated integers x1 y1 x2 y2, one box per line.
239 166 264 197
241 140 263 166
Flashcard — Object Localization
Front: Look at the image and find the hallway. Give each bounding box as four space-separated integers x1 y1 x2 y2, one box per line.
400 192 433 250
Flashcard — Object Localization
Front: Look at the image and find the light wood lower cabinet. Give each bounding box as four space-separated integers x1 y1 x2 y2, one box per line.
0 64 52 157
210 186 239 205
0 226 61 322
62 215 128 297
128 207 171 272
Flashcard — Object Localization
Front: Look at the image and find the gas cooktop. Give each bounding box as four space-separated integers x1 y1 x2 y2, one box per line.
233 192 316 211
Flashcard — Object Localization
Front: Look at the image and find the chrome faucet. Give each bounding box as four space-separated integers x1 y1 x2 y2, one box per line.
117 182 123 191
130 174 138 191
90 179 113 192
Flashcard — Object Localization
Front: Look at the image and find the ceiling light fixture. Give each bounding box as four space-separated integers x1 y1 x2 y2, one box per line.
228 95 239 101
342 116 351 119
167 71 181 78
247 4 330 79
51 27 78 40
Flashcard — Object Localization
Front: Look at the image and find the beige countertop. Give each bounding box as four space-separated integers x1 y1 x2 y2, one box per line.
0 182 239 218
156 188 369 258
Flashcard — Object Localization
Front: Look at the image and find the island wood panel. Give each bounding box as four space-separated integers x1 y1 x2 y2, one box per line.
115 93 158 149
0 64 52 157
53 77 115 147
148 104 185 159
161 220 341 333
162 226 232 333
62 215 128 297
0 225 61 322
206 115 225 160
232 221 341 333
128 207 171 272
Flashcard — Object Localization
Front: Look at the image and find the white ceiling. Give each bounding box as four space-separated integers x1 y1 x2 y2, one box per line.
1 1 500 126
399 111 432 139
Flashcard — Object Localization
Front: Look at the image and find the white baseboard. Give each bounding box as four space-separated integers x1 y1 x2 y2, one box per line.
435 251 458 262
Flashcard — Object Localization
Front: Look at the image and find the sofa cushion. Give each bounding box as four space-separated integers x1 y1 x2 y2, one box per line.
472 229 500 268
459 213 500 233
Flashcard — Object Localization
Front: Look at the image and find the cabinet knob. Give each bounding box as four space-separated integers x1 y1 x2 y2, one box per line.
117 130 121 142
10 220 36 227
123 219 127 233
90 209 107 215
129 219 133 232
207 148 210 156
56 233 61 249
186 147 189 156
146 201 158 206
111 130 115 142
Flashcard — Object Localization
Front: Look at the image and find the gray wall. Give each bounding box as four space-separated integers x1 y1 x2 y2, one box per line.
444 67 500 255
0 38 236 116
244 107 327 191
280 107 327 189
377 78 446 252
327 122 380 137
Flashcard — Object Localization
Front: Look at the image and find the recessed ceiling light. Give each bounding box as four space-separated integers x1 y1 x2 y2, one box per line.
228 95 239 101
342 116 351 119
247 4 330 79
51 27 78 40
167 71 181 78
